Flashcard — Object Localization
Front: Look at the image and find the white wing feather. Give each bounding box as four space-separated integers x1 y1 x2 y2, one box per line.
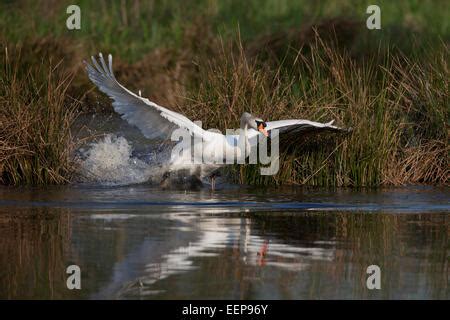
245 119 346 146
265 119 339 133
85 53 205 140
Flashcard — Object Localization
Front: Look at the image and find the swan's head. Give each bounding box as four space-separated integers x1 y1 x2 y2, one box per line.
254 118 268 137
241 112 268 137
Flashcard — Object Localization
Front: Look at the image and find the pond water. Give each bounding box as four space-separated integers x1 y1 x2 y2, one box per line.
0 185 448 299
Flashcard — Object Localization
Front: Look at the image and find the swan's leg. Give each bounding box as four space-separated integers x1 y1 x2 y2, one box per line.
209 170 221 191
210 175 215 191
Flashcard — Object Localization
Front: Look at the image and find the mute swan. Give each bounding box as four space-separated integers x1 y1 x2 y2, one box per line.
85 53 349 187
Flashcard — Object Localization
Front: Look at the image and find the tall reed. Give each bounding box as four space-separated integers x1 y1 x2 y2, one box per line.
0 45 80 185
183 36 448 186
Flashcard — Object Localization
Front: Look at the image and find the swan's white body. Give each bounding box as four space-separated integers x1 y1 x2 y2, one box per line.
85 54 347 182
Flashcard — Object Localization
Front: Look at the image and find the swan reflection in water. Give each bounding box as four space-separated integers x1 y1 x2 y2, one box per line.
86 211 335 299
1 187 447 299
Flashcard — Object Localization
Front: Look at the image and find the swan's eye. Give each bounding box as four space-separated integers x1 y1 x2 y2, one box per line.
256 120 266 128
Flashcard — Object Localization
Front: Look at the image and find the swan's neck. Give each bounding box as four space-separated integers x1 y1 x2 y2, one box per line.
238 123 250 160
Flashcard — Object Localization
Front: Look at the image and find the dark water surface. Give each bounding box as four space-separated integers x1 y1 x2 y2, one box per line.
0 185 448 299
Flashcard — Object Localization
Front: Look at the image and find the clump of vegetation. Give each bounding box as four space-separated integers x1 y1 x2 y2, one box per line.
0 0 448 186
0 44 80 185
183 36 448 187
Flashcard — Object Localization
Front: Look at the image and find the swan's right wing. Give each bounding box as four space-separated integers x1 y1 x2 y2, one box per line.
85 53 205 140
246 119 350 147
265 119 346 135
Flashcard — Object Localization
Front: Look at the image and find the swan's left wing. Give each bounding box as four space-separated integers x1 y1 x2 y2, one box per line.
266 119 346 134
247 119 350 146
85 53 205 140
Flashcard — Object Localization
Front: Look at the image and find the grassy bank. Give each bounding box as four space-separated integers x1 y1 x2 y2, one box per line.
0 1 448 186
185 38 448 186
0 43 80 185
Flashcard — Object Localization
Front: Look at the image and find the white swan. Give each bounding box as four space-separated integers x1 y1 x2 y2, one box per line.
85 53 348 187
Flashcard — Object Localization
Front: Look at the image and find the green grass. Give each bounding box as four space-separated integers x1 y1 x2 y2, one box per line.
1 0 448 61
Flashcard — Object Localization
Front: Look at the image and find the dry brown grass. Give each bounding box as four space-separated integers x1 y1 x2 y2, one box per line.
0 42 81 185
385 141 449 185
180 32 448 186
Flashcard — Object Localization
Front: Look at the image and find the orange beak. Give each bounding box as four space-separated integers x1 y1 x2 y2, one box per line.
258 124 269 137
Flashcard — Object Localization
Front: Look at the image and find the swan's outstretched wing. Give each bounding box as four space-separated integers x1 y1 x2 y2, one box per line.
247 119 350 146
266 119 347 134
85 53 205 140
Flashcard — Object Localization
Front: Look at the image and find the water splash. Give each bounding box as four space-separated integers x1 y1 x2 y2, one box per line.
78 134 157 186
